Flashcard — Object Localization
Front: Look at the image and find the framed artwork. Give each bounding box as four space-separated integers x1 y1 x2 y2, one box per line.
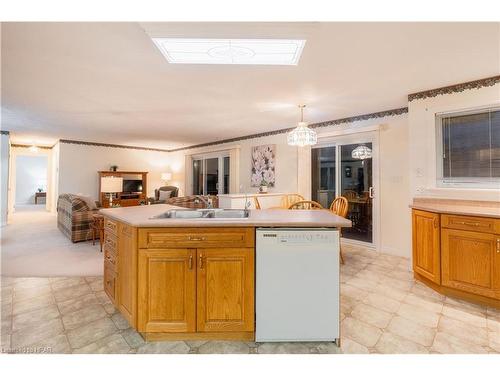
251 144 276 187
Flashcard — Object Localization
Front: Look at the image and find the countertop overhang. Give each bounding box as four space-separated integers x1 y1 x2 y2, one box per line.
99 204 352 228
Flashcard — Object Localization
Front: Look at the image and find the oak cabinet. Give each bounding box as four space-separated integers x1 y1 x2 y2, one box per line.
109 226 256 338
441 229 500 299
103 263 117 304
412 208 500 307
197 248 255 332
117 223 138 328
138 227 255 249
412 209 441 284
138 248 197 333
103 219 118 305
138 247 255 334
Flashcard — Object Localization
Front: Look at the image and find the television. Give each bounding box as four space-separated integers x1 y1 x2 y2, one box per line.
122 179 143 193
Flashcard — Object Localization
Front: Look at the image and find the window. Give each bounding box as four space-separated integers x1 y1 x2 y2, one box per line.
192 153 230 195
437 108 500 188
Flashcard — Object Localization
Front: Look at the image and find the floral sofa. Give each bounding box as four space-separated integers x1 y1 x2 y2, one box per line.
165 195 218 209
57 194 99 243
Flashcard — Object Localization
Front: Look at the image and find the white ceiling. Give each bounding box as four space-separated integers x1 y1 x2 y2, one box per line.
2 22 499 149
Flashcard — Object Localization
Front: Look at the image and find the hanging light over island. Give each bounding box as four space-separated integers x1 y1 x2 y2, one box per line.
287 104 318 147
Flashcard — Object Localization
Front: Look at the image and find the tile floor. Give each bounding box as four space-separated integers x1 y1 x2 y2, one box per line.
1 244 499 354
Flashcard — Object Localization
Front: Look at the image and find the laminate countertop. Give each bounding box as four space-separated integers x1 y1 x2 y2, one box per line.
410 198 500 219
99 204 352 228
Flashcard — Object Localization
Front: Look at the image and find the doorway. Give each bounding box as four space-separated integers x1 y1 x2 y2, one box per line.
311 132 379 247
8 146 54 221
14 154 48 210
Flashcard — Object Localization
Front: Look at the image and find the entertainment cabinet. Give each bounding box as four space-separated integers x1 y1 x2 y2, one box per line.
99 171 148 208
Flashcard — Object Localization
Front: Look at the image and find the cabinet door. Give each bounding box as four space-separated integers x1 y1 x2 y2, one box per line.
117 224 137 328
197 248 254 332
442 229 500 299
103 264 117 305
138 248 196 333
412 209 441 284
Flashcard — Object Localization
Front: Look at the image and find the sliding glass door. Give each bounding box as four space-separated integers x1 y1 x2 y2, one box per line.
192 154 230 195
311 146 336 208
340 143 373 243
311 133 378 246
205 158 219 195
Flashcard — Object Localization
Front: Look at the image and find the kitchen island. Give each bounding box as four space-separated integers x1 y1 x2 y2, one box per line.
99 204 351 342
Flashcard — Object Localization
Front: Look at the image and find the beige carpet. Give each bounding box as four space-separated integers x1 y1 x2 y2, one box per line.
1 205 103 277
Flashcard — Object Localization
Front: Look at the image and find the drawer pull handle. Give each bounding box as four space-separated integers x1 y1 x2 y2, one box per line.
433 218 438 228
189 255 193 270
457 221 481 227
497 238 500 253
188 236 206 241
199 253 203 269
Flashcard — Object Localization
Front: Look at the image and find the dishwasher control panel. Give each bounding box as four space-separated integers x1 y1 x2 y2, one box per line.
258 229 337 244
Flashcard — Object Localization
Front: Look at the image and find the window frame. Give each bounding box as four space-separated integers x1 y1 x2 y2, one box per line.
435 106 500 189
191 150 230 195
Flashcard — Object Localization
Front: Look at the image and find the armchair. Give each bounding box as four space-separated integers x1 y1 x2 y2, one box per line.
149 186 179 204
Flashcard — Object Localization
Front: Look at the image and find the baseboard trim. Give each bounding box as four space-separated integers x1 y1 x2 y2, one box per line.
141 331 255 342
414 273 500 309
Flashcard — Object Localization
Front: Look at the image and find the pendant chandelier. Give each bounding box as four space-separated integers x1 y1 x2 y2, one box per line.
351 145 372 160
287 104 317 147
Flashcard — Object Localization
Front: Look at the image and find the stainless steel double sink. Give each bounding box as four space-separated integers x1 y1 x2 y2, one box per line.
151 208 250 220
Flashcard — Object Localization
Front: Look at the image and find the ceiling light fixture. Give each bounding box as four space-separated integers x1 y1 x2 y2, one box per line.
151 38 306 65
351 145 372 161
287 105 317 147
29 144 39 153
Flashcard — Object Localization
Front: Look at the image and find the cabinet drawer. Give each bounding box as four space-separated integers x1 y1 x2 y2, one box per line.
104 246 117 272
103 231 117 252
104 218 118 236
441 214 500 234
139 227 255 249
104 266 117 304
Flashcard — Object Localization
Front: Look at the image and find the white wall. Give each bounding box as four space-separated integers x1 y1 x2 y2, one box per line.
14 154 48 205
50 142 60 213
408 83 500 201
377 117 411 257
170 134 300 197
0 133 9 226
170 113 412 258
57 143 172 201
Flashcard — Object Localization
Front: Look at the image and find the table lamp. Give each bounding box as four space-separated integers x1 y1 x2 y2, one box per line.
101 176 123 207
161 172 172 185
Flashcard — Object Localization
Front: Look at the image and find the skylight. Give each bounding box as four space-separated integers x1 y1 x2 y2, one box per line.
151 38 306 65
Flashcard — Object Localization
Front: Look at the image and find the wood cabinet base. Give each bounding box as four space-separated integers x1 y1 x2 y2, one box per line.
415 273 500 309
142 331 255 342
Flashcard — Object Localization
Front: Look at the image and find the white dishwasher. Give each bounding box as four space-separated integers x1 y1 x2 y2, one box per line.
256 228 340 345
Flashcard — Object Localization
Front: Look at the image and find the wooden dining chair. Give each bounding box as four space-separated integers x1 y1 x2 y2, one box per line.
343 190 357 200
282 193 304 208
288 200 324 210
254 196 262 210
330 196 349 265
